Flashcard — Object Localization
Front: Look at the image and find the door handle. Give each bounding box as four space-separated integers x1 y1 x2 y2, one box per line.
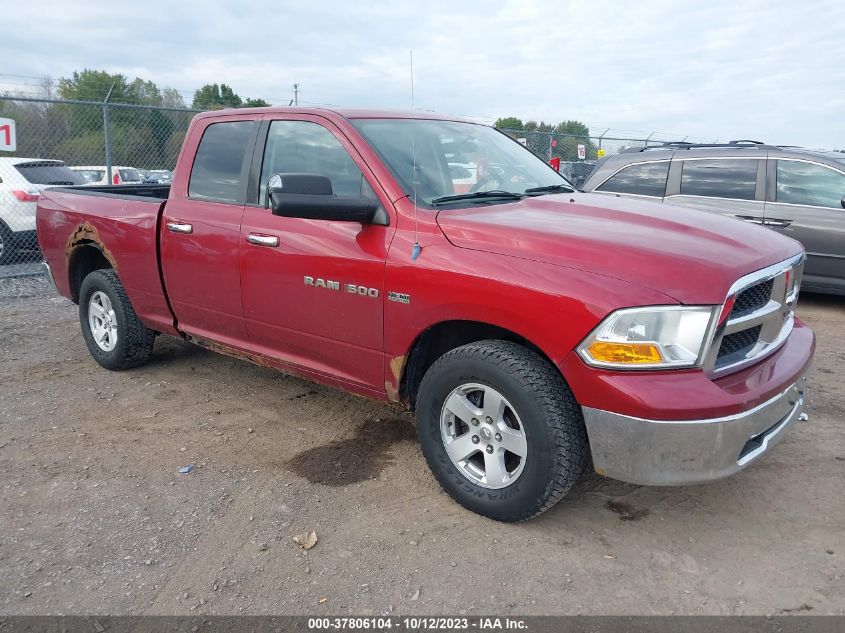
763 218 792 228
247 233 280 247
734 215 765 225
166 222 193 234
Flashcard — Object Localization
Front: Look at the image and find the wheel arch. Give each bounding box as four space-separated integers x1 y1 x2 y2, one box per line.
397 319 562 410
68 242 113 303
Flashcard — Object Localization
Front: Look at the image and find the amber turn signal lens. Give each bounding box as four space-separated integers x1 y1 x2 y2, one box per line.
587 341 663 364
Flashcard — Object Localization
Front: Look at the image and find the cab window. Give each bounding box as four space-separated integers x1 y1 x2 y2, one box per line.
259 120 367 207
188 120 255 203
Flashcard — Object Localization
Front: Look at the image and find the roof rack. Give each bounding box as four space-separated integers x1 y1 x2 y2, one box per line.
630 140 783 153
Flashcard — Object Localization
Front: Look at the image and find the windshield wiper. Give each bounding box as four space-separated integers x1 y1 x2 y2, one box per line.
523 183 575 195
431 190 525 206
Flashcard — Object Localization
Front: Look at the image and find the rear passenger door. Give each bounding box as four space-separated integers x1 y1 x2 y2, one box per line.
160 114 260 347
765 158 845 290
664 157 765 222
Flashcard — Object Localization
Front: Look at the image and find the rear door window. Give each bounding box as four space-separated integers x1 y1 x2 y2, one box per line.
189 120 256 203
679 159 758 200
775 160 845 208
596 161 669 197
14 162 85 185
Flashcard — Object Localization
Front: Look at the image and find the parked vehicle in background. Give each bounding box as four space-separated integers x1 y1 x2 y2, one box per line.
37 108 814 521
559 160 596 189
69 166 143 186
145 169 173 184
0 158 84 263
582 141 845 295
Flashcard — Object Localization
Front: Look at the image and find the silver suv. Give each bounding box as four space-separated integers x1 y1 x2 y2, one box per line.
581 141 845 295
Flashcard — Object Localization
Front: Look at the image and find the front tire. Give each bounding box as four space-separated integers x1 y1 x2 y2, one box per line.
416 340 587 522
79 269 156 370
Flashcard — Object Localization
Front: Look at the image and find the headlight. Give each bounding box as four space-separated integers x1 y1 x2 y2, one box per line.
577 306 717 369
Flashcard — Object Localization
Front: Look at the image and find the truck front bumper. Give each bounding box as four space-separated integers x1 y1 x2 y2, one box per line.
583 375 807 485
562 317 815 486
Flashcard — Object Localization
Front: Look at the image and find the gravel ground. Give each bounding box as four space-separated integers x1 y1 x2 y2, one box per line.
0 276 843 615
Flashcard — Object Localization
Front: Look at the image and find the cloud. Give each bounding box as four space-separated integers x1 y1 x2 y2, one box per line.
2 0 844 147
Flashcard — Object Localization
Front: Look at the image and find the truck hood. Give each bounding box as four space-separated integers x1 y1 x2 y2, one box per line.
435 192 802 304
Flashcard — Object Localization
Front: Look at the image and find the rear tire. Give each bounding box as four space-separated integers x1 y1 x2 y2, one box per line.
79 269 156 370
416 340 587 522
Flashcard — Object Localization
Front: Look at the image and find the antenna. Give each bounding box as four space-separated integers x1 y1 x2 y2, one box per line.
410 50 421 261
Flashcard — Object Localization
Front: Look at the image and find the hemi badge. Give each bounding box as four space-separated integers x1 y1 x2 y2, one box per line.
387 291 410 304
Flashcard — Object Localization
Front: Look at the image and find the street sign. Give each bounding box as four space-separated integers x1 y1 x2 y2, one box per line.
577 144 586 160
597 148 606 158
517 137 528 147
0 117 16 152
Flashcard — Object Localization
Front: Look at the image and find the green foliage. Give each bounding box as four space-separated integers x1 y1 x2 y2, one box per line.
2 70 276 170
494 115 599 161
493 116 523 130
192 83 243 110
57 70 166 106
161 88 186 108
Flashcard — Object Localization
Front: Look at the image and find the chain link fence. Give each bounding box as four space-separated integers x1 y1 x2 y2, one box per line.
497 128 680 187
0 95 200 275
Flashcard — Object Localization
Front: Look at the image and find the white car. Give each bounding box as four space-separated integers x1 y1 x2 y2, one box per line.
0 158 84 263
69 165 143 186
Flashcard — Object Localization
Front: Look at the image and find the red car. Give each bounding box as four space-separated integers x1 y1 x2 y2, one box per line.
36 108 814 521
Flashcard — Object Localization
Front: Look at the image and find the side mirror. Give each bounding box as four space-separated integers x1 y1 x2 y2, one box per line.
841 195 845 209
268 173 378 224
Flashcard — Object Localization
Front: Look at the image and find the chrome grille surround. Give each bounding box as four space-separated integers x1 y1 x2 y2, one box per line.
703 253 805 376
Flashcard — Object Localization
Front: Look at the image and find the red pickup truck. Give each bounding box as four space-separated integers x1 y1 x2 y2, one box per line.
37 107 815 521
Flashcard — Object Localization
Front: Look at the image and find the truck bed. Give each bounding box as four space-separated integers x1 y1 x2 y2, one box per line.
36 185 177 336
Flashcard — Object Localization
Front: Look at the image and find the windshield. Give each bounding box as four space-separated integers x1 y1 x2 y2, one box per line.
351 119 572 206
15 162 86 186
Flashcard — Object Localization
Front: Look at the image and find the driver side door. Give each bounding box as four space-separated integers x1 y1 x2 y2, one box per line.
239 116 395 393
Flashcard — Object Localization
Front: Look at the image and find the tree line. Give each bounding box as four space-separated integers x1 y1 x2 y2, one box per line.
494 116 599 162
0 70 272 170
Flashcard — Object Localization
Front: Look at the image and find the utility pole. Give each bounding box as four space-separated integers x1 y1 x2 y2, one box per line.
293 83 299 106
103 81 116 184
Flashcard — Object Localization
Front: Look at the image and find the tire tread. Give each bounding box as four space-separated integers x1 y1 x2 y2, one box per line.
417 340 587 521
80 269 155 370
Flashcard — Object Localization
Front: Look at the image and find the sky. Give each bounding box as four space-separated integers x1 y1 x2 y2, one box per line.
3 0 844 148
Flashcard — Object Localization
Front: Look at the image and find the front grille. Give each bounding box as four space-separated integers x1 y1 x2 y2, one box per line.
732 279 774 317
708 255 803 375
717 325 762 361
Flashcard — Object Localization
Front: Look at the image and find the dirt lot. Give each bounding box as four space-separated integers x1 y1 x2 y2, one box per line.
1 276 843 616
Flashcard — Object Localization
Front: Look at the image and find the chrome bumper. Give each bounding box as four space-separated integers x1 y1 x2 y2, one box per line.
582 376 808 485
